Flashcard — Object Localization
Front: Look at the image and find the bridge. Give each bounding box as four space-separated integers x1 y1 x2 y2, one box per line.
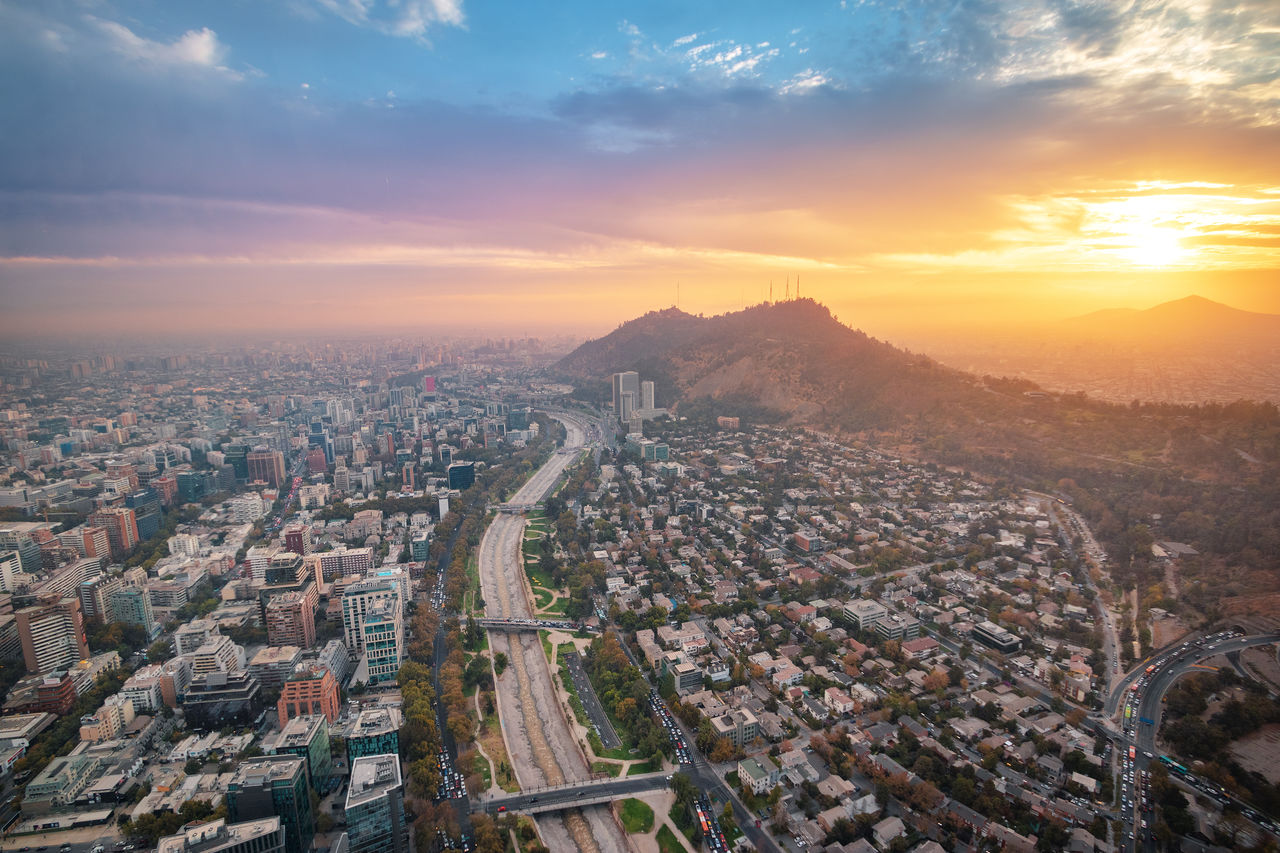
474 617 596 634
478 773 670 816
495 502 539 514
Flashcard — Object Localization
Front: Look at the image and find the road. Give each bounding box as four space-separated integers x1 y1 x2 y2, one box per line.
562 652 621 751
478 412 629 853
1103 632 1280 852
1031 490 1123 696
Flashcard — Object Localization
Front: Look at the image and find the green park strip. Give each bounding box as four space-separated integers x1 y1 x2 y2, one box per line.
619 798 655 834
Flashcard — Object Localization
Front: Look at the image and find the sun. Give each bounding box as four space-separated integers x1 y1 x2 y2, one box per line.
1123 227 1188 267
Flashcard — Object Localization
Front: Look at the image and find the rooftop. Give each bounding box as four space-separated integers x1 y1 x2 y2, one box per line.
345 754 402 809
157 817 282 853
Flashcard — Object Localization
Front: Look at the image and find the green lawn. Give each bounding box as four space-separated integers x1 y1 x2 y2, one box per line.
539 630 554 663
541 596 569 615
619 798 655 834
627 757 661 775
472 752 492 789
656 825 684 853
591 761 623 777
532 587 554 610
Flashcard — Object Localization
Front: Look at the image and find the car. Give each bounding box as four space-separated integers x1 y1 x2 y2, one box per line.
497 806 506 813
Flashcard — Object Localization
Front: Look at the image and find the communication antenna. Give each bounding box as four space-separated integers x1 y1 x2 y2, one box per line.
769 280 773 303
797 276 800 300
785 276 790 301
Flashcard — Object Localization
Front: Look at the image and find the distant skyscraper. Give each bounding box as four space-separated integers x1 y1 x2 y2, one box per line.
612 371 640 423
641 380 655 411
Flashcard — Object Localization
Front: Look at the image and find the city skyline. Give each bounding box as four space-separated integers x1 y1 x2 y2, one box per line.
2 0 1280 339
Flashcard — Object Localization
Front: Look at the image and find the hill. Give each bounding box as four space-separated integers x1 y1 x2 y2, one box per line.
1060 295 1280 347
558 299 974 425
556 298 1280 619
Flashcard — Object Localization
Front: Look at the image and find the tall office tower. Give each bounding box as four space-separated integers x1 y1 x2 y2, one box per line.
358 597 402 684
340 577 401 657
87 506 139 559
16 596 89 675
345 755 408 853
612 371 640 423
247 449 287 487
226 757 315 853
333 466 351 493
641 380 655 411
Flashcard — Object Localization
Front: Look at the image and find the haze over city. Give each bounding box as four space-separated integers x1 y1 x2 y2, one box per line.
3 0 1280 339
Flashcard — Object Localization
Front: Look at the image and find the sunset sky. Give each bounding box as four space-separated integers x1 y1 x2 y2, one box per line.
2 0 1279 340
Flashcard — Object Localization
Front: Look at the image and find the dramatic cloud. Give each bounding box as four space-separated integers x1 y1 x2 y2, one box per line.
0 0 1278 336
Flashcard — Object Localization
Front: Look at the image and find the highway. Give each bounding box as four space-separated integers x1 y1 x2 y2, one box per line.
478 411 629 853
1104 632 1280 851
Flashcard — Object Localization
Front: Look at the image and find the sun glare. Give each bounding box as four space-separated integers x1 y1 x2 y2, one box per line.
1123 227 1187 267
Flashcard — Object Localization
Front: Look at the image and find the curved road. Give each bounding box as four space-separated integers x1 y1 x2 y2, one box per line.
1105 632 1280 852
479 413 630 853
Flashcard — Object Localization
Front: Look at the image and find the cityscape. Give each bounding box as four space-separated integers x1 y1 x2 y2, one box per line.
3 3 1280 853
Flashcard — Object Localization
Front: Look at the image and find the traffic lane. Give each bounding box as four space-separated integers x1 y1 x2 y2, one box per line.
563 652 621 751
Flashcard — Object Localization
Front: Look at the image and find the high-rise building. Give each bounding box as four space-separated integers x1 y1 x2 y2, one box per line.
612 371 640 423
341 577 401 657
345 755 407 853
641 380 655 411
189 634 247 675
86 507 139 560
0 550 21 593
157 817 285 853
58 526 110 561
227 758 312 853
78 574 122 623
277 665 340 727
283 525 311 556
266 592 315 650
125 489 163 541
246 449 287 488
345 708 401 763
446 461 474 490
264 714 332 792
227 757 314 853
108 585 157 636
16 597 89 675
0 526 43 574
183 670 263 730
358 598 402 684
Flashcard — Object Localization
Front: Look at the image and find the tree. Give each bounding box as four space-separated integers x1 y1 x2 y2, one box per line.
493 652 508 676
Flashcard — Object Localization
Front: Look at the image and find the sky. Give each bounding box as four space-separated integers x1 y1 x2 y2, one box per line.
2 0 1279 341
